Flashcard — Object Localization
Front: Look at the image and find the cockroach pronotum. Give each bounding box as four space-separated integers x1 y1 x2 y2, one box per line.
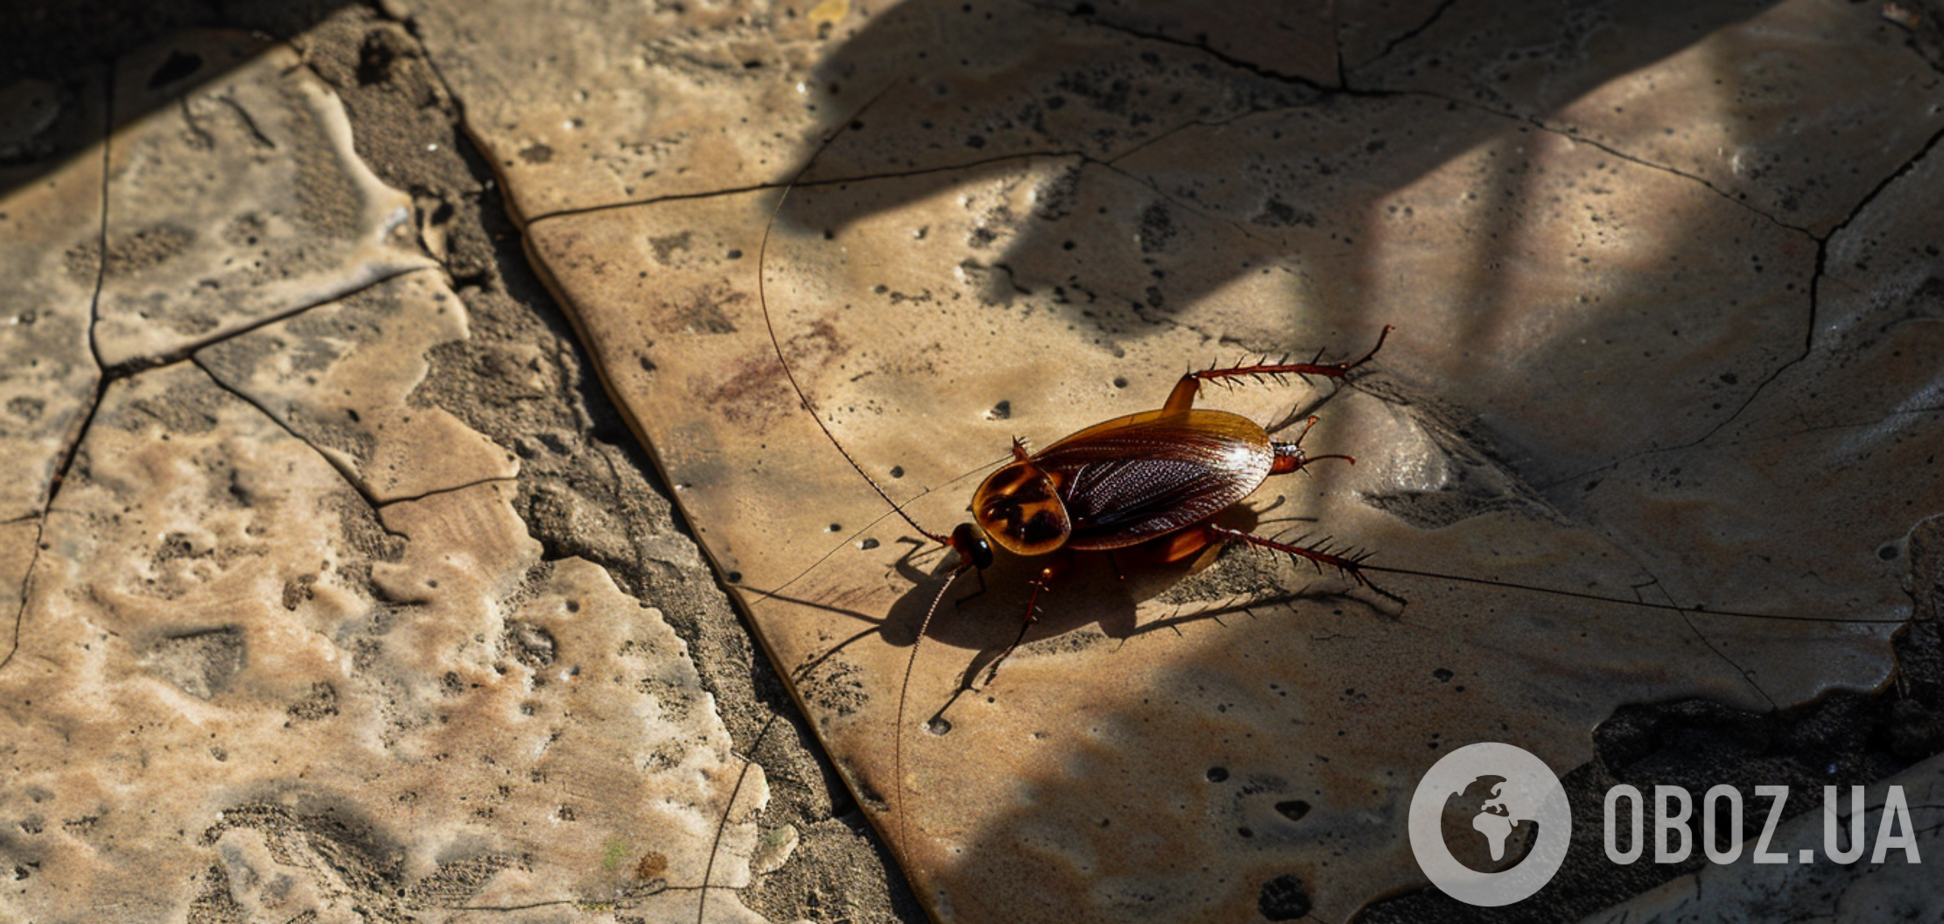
695 111 1915 923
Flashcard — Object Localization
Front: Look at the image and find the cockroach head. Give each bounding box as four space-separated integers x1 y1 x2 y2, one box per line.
948 521 994 571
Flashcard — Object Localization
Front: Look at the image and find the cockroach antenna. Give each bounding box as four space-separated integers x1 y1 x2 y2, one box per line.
755 84 974 562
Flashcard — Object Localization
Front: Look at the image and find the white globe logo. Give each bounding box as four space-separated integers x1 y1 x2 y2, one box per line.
1408 742 1572 906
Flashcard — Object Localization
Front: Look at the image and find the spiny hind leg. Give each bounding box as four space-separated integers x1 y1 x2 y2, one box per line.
1202 523 1404 605
1163 324 1393 414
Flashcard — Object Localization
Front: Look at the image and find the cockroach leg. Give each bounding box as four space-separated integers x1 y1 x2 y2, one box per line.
976 560 1065 690
1202 523 1405 605
1162 324 1393 413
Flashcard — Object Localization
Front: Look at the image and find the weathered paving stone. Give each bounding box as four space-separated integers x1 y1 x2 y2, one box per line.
402 0 1328 222
0 23 785 924
0 362 770 923
0 65 107 524
1359 0 1944 235
458 0 1944 920
196 268 520 503
8 2 1928 923
89 31 434 368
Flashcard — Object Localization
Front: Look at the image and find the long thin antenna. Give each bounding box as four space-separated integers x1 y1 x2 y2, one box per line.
894 564 967 871
758 86 951 548
1355 562 1909 625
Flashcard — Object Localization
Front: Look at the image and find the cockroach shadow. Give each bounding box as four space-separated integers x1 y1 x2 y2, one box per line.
871 498 1341 697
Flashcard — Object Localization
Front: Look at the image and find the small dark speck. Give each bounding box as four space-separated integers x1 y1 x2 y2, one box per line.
1062 240 1076 250
726 571 743 583
965 135 987 149
859 537 880 550
1274 800 1310 822
1205 766 1229 783
1720 372 1739 385
1433 668 1453 682
889 466 905 478
726 249 743 259
1112 377 1127 389
1878 544 1900 561
988 400 1011 420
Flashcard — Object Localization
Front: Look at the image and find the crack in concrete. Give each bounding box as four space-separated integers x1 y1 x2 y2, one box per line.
1530 117 1807 233
3 60 116 675
185 353 396 532
1354 0 1463 80
100 265 437 379
375 475 520 508
1059 6 1339 95
1539 117 1944 495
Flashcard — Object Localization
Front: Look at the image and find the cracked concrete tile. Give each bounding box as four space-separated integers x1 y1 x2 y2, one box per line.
1358 0 1944 236
404 0 1336 222
1579 750 1943 924
1336 0 1463 72
0 66 106 523
399 0 832 222
0 361 771 922
532 155 1914 920
88 31 433 368
197 268 519 503
0 518 32 664
515 3 1940 920
1044 0 1340 86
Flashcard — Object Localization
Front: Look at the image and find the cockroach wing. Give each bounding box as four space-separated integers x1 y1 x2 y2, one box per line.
1033 408 1274 549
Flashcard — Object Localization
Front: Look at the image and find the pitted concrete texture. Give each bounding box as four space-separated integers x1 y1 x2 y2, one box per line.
408 0 1944 920
0 28 777 924
90 32 434 367
5 2 1943 923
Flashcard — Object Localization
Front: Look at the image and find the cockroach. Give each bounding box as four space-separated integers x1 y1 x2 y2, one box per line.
700 117 1913 924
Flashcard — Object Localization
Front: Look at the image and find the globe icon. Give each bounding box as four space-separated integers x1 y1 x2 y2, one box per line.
1439 774 1542 873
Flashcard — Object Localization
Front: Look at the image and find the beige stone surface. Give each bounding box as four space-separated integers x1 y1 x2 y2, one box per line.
197 268 520 503
1579 751 1943 924
0 362 769 923
0 66 105 523
7 2 1940 923
404 0 1343 222
0 25 785 923
89 31 433 367
1360 0 1944 235
486 0 1944 920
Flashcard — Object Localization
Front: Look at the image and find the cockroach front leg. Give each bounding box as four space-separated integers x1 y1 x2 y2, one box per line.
1163 324 1392 413
976 556 1068 690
